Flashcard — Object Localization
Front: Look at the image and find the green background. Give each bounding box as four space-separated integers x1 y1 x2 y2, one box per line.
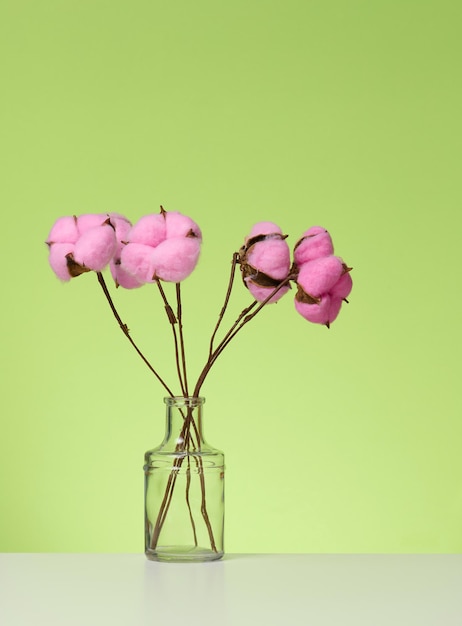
1 0 461 553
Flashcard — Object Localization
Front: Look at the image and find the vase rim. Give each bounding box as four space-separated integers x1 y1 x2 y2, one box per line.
164 396 205 406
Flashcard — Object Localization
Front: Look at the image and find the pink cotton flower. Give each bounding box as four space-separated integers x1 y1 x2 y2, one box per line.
239 221 291 303
77 213 108 235
108 213 132 241
128 213 166 248
296 256 345 299
73 221 117 272
247 238 291 282
46 216 79 244
108 214 138 288
107 214 132 262
294 256 352 327
294 294 344 327
330 271 353 301
293 226 334 266
246 221 283 239
46 217 78 281
116 209 203 286
246 282 290 303
119 243 156 284
110 261 144 289
48 242 77 281
151 237 202 282
165 211 202 240
47 213 129 281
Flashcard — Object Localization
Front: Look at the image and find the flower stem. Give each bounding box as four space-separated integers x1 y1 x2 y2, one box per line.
96 272 175 397
155 281 187 397
208 252 240 358
185 457 198 547
193 273 295 397
176 283 189 396
149 407 217 552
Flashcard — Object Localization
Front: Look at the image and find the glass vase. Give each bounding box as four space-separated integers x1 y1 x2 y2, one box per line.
144 396 225 562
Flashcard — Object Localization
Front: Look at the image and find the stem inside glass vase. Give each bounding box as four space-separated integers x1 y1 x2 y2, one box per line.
144 397 224 562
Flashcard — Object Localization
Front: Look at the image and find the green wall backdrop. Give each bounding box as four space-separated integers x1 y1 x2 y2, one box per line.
1 0 461 553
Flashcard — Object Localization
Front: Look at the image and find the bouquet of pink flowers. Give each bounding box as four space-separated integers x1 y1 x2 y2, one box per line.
46 207 352 395
46 206 353 561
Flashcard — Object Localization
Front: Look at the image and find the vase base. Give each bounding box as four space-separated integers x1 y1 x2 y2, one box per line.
145 545 224 563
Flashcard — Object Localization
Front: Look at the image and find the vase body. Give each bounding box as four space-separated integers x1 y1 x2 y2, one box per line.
144 397 224 562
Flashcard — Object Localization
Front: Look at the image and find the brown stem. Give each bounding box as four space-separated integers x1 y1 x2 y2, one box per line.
96 272 175 397
155 281 186 397
153 463 182 546
149 406 218 552
193 274 295 397
176 283 189 396
208 252 240 358
199 464 218 552
186 457 198 547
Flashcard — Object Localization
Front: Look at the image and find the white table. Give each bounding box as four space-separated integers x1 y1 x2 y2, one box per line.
1 554 461 625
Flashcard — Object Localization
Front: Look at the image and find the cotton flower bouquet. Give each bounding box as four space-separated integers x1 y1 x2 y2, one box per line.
46 206 353 561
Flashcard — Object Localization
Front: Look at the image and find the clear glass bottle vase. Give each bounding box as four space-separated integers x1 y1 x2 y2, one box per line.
144 396 224 562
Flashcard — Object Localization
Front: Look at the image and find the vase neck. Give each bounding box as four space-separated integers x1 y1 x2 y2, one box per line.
162 396 206 451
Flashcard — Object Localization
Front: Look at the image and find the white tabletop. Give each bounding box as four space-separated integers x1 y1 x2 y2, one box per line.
1 554 461 625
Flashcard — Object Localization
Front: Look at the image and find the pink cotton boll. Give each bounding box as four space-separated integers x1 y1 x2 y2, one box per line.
108 211 130 223
294 294 343 326
110 259 144 289
245 279 290 303
73 223 117 271
247 238 291 280
128 214 166 247
48 242 75 281
165 212 202 240
151 237 201 282
247 221 283 239
46 216 79 244
327 297 343 324
330 271 353 301
119 242 156 283
296 256 345 298
108 213 131 240
294 294 332 325
110 216 132 256
77 213 108 235
293 226 334 266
